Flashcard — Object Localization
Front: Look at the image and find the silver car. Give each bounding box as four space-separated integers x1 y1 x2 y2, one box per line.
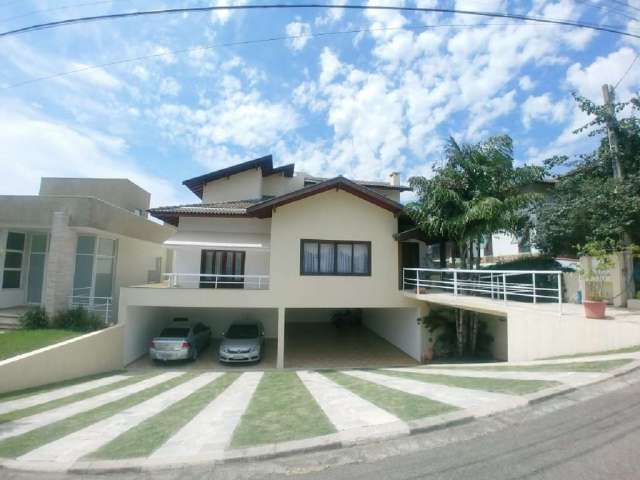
150 320 211 362
219 322 265 363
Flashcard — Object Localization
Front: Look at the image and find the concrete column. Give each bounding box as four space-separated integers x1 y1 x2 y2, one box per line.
43 211 77 317
276 307 285 369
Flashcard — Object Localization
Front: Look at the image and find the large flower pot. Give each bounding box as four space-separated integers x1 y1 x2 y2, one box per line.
583 300 607 319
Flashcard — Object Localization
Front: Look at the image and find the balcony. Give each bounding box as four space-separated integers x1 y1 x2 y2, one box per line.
164 273 270 290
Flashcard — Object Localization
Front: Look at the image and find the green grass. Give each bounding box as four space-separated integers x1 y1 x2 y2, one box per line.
0 330 81 361
0 373 194 458
384 370 557 395
0 373 154 424
0 371 127 402
323 371 456 421
90 373 240 459
473 359 633 373
231 372 335 448
543 346 640 360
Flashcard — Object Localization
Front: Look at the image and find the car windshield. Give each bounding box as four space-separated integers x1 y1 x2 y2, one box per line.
159 328 189 338
225 325 259 339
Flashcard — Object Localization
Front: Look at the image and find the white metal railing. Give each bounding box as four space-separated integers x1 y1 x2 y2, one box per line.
164 273 270 290
403 268 563 313
68 295 113 324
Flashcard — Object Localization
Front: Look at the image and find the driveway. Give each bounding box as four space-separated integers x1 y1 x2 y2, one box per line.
0 354 635 473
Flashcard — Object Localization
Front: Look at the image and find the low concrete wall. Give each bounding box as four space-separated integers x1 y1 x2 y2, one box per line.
0 325 125 394
507 313 640 361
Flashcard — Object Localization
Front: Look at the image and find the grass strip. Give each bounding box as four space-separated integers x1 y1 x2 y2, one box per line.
471 359 633 373
90 373 240 459
543 347 640 360
384 370 557 395
0 371 128 402
323 371 456 421
0 329 81 361
231 372 335 448
0 373 195 458
0 373 155 424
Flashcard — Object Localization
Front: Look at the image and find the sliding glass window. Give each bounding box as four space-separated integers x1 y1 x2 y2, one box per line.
300 240 371 276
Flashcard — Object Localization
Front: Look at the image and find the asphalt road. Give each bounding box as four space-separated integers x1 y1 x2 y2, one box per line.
2 372 640 480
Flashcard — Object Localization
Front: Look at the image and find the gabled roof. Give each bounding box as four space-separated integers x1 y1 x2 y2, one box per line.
147 198 271 226
303 175 412 192
182 155 294 199
247 176 403 218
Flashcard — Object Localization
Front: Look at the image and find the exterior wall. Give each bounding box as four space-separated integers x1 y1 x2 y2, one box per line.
483 314 508 361
482 233 540 259
0 325 124 394
269 189 410 308
507 312 640 361
262 173 304 197
113 236 169 317
202 168 263 203
362 307 423 361
368 188 401 202
44 212 77 316
39 178 150 214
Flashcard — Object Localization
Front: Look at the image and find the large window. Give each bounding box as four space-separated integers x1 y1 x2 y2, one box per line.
72 235 116 300
200 250 245 288
2 232 25 289
300 240 371 276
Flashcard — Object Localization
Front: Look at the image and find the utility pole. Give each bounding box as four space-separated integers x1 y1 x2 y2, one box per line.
602 84 634 306
602 84 623 179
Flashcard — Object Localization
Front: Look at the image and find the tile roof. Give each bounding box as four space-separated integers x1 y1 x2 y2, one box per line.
303 175 412 192
148 198 271 225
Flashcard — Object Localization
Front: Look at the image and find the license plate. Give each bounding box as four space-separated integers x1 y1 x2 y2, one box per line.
156 351 179 360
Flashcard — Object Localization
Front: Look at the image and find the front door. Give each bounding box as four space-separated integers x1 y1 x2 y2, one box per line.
400 242 420 289
200 250 245 289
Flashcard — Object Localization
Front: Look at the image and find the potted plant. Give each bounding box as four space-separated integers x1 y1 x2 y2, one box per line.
577 240 615 319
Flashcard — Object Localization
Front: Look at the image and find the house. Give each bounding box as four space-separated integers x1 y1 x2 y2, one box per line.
120 155 445 368
0 178 174 325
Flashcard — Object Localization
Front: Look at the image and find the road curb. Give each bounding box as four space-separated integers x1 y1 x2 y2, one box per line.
408 410 474 434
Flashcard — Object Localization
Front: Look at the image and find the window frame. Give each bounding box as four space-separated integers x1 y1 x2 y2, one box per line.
299 239 372 276
72 235 117 300
2 232 26 290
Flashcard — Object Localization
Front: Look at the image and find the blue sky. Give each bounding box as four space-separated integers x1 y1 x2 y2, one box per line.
0 0 638 207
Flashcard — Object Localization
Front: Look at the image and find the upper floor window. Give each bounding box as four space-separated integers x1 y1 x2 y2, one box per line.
300 240 371 276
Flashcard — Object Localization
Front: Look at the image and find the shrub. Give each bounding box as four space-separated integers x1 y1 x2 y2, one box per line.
19 307 49 330
52 307 105 332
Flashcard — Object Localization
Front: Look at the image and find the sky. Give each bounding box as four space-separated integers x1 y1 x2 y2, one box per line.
0 0 639 207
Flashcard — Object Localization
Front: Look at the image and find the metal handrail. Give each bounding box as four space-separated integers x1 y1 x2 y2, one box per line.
68 295 113 324
164 273 270 290
402 267 563 313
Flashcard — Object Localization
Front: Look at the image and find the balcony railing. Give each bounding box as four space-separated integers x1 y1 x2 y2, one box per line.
68 294 113 324
403 268 563 312
164 273 270 290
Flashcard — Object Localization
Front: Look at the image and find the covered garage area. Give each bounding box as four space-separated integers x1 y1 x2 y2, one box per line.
283 307 422 369
124 306 279 370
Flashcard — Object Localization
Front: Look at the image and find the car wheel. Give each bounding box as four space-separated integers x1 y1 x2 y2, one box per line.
191 347 198 362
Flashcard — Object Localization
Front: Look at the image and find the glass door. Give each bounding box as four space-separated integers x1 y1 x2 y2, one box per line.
200 250 245 289
27 233 48 304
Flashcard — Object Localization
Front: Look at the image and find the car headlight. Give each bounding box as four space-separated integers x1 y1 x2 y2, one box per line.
250 346 259 353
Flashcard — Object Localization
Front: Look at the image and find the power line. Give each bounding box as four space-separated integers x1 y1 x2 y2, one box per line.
1 4 640 40
614 51 640 90
609 0 640 14
2 21 556 90
574 0 639 23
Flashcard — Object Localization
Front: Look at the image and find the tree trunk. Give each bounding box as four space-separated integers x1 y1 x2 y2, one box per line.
439 240 447 269
470 312 479 355
476 237 482 269
456 309 465 357
469 240 474 269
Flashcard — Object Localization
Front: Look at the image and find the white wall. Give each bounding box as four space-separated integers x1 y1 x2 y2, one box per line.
482 314 508 361
263 173 303 197
0 325 124 394
363 308 423 361
202 168 263 203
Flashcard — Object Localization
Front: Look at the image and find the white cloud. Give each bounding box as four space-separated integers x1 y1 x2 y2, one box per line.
158 77 181 96
519 75 535 91
285 21 312 51
521 93 569 129
0 101 186 207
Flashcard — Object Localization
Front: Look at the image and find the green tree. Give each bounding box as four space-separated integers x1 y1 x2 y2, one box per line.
534 94 640 255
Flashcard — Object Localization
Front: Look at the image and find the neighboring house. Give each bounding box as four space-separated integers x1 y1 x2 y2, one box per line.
0 178 174 324
119 154 449 368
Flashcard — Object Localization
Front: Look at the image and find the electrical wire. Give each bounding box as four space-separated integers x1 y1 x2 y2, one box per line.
614 51 640 90
1 21 558 90
1 4 640 40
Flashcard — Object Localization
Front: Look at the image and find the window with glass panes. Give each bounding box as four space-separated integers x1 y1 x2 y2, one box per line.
72 236 116 300
2 232 26 289
300 240 371 276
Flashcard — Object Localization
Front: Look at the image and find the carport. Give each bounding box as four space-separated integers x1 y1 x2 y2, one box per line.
124 306 279 370
282 308 422 369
